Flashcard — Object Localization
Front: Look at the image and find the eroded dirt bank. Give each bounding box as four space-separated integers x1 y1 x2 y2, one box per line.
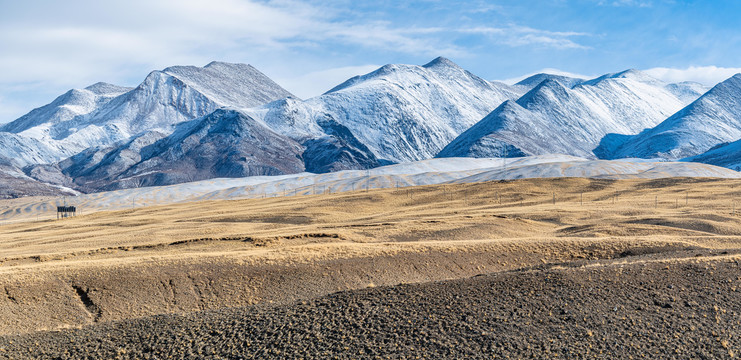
1 254 739 359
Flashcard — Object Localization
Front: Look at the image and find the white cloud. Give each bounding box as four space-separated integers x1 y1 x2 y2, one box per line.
643 66 741 86
0 0 461 122
499 68 592 85
275 64 381 99
0 0 593 122
0 0 458 88
460 26 590 50
598 0 652 7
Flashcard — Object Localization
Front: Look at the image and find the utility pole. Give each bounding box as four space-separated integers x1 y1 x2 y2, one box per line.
502 144 507 179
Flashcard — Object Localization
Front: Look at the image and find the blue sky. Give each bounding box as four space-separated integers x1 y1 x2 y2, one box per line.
1 0 740 123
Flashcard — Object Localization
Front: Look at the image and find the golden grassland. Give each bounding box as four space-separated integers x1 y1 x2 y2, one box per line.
1 177 741 335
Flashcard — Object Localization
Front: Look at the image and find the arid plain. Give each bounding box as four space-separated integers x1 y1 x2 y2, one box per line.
0 177 740 358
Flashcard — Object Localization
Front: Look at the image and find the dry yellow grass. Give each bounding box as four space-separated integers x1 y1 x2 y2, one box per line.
1 177 741 335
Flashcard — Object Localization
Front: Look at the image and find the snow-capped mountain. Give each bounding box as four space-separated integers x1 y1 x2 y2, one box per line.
596 73 741 160
437 69 707 159
47 57 520 190
0 82 132 134
0 62 294 167
63 109 305 190
62 108 381 191
682 139 741 171
244 57 522 164
2 56 738 197
0 83 132 167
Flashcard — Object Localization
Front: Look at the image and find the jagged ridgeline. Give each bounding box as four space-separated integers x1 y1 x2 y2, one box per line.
0 57 739 197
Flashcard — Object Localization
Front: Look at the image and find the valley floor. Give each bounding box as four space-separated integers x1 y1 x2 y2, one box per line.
0 177 740 358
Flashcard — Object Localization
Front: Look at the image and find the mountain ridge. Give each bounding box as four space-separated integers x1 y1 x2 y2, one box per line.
438 69 706 159
597 73 741 160
1 58 738 197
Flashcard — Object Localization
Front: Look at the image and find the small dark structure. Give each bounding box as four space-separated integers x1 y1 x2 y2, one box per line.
57 206 77 219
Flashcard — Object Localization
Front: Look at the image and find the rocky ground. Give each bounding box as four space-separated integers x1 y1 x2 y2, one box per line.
1 251 738 359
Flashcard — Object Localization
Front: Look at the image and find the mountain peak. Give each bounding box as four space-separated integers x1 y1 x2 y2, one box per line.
515 73 584 89
582 69 659 86
203 61 256 71
326 58 472 95
84 82 132 95
612 69 643 78
323 63 412 94
422 56 460 69
516 78 570 107
696 72 741 100
205 60 238 67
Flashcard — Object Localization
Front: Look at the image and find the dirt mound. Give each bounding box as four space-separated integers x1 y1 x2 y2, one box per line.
1 255 738 359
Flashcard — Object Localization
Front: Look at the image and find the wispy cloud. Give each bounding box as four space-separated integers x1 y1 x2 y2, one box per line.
461 26 591 50
643 66 741 86
0 0 466 121
598 0 653 7
0 0 595 122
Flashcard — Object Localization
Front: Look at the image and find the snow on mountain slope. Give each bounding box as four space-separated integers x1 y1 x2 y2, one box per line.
0 83 133 167
597 74 741 160
665 81 710 103
0 62 294 167
0 133 68 166
244 57 522 164
63 105 382 191
0 83 132 135
438 69 705 159
160 61 294 109
683 139 741 171
512 73 585 92
0 158 78 199
3 155 738 222
449 158 740 183
64 109 306 190
49 61 296 145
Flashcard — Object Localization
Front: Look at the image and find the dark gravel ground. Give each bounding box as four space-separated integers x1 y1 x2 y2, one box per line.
1 256 739 359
